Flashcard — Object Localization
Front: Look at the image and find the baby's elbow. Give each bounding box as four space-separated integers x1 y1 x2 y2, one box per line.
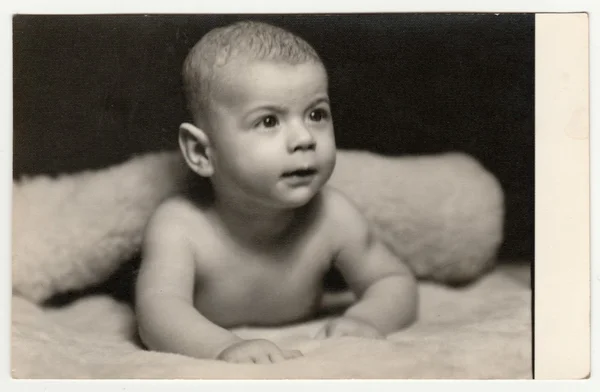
137 313 178 354
384 269 417 292
402 301 418 328
136 308 159 351
401 279 419 328
388 273 418 329
137 322 154 351
135 299 168 352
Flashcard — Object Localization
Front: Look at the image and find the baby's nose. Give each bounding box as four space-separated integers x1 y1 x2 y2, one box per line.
288 125 316 152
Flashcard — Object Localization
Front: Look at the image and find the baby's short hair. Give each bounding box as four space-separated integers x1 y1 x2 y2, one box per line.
182 20 324 125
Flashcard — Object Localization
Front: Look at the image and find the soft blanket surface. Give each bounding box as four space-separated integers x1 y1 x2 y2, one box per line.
11 263 531 379
11 150 527 379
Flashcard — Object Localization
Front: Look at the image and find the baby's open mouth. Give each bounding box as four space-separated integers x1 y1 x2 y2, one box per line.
282 168 317 177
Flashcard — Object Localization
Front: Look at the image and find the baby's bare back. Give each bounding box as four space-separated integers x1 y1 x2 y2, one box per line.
178 197 335 328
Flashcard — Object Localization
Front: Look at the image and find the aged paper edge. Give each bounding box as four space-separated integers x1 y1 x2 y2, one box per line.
534 13 590 380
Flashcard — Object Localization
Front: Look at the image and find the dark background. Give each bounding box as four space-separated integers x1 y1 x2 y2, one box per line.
13 14 534 262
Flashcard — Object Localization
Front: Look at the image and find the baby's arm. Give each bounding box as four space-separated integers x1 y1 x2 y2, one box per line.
135 202 300 363
320 190 418 337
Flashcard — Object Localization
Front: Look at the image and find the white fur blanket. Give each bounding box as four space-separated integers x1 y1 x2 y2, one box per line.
11 263 530 379
11 150 531 379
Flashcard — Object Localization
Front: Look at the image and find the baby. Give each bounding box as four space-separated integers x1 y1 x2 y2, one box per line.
135 20 418 364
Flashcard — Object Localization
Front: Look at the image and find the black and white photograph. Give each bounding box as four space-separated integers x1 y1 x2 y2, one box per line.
8 11 588 382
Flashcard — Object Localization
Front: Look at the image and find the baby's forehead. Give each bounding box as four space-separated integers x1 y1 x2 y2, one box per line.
212 57 327 90
202 59 328 117
218 56 320 75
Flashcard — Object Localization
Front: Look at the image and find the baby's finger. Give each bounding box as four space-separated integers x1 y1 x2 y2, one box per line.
230 356 252 364
370 330 385 339
354 326 384 339
283 349 303 360
252 355 272 364
325 325 346 338
268 351 285 363
315 325 330 339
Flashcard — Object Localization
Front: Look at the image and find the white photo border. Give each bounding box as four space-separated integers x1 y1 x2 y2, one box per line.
1 0 597 390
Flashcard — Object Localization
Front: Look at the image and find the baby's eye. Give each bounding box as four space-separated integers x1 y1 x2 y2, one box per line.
257 115 279 129
309 108 329 122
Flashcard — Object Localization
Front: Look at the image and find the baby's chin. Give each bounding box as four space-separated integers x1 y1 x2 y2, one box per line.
270 184 323 209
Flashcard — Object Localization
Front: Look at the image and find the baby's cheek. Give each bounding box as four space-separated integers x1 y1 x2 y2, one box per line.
252 155 285 178
320 145 337 177
229 146 276 173
318 132 336 155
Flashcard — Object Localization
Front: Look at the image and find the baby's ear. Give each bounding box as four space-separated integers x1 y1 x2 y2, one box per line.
178 122 214 177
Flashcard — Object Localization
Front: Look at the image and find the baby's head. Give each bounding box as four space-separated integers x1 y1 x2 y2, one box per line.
182 20 324 127
179 21 337 209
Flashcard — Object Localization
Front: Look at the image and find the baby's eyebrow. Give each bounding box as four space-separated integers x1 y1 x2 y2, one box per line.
243 105 288 120
309 96 330 107
243 96 330 119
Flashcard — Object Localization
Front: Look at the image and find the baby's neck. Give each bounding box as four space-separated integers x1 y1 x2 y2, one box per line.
212 196 309 247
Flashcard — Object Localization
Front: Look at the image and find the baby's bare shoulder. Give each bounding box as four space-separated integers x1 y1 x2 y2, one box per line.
320 186 372 244
145 195 212 243
141 195 221 276
320 186 366 222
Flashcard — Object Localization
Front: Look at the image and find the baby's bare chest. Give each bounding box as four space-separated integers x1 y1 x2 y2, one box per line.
192 238 335 327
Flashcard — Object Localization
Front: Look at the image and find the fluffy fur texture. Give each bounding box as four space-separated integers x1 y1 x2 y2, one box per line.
11 264 531 379
330 151 503 283
12 150 503 303
11 150 528 379
12 152 187 303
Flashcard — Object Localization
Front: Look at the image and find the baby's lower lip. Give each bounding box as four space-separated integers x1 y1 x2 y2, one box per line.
282 168 317 177
281 169 318 185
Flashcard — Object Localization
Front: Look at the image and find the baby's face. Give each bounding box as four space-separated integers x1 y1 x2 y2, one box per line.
205 60 336 209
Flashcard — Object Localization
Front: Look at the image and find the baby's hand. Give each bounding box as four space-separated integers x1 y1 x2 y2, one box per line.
217 339 302 364
316 316 385 339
